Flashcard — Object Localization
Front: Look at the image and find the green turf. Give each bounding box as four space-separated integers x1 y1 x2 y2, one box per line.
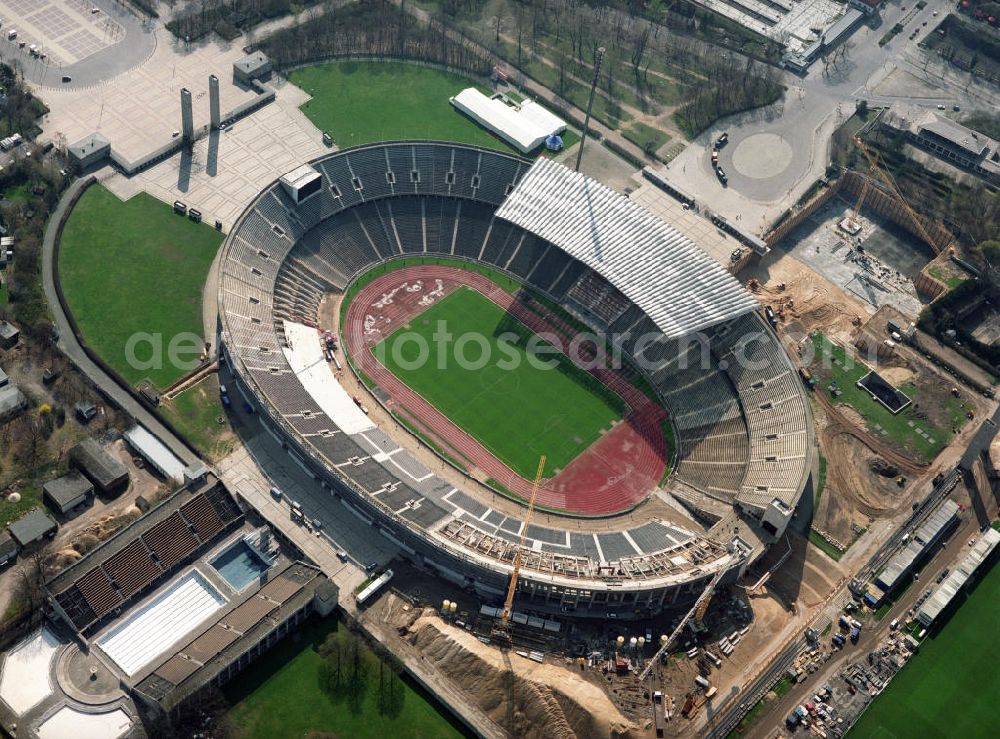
375 286 624 478
223 617 465 739
622 121 672 154
292 62 522 153
848 555 1000 738
58 185 222 389
808 529 845 561
806 333 965 463
158 377 234 462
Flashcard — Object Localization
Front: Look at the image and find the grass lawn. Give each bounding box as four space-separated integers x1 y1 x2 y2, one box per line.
292 62 523 154
622 121 672 154
0 279 8 305
808 529 845 561
375 286 624 478
58 185 222 389
806 333 964 463
815 454 828 505
223 617 465 739
0 485 42 529
158 376 234 461
848 555 1000 738
927 266 968 290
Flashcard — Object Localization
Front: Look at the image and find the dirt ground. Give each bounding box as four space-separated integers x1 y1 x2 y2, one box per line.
394 609 641 739
748 251 869 345
744 251 984 544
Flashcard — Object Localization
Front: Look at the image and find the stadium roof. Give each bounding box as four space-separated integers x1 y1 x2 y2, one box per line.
496 158 758 337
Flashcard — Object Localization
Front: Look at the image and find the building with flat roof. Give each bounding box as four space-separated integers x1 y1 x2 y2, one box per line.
0 531 17 566
876 499 960 593
124 425 187 482
43 472 95 515
8 509 57 549
233 51 272 85
918 528 1000 626
0 384 26 422
133 562 335 719
885 104 1000 183
0 321 19 349
70 438 129 493
68 133 111 170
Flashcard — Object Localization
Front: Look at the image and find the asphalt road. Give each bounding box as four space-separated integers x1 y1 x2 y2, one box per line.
667 0 990 227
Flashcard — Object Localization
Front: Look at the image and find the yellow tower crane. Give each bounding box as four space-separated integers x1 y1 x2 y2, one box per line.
844 149 879 233
495 455 546 641
852 136 951 253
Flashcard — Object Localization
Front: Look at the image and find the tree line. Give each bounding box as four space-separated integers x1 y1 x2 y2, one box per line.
166 0 325 42
256 0 495 75
431 0 784 136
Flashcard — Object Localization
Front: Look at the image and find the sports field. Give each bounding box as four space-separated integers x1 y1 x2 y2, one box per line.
58 185 222 389
291 62 516 153
376 286 624 478
848 555 1000 738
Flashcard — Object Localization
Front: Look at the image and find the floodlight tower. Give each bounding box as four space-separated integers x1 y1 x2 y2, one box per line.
575 46 605 173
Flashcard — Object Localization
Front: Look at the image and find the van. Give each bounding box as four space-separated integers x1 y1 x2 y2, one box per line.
173 200 187 214
889 619 899 631
188 208 202 223
269 486 283 501
7 29 16 40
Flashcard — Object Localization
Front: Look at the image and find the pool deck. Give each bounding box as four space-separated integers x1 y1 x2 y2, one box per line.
87 522 291 687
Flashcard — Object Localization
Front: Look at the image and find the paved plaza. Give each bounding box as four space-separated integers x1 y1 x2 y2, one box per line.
39 29 326 229
629 181 752 269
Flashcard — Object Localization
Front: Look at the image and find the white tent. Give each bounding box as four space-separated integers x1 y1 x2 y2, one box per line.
450 88 566 154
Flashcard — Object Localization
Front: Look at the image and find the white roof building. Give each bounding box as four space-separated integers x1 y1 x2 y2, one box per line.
124 425 187 482
496 157 758 337
450 88 565 154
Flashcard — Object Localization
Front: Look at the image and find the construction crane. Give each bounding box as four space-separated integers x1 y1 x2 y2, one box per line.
842 149 879 234
495 455 546 640
639 563 732 682
852 136 950 253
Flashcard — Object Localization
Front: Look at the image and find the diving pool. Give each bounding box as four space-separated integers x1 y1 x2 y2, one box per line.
210 539 270 591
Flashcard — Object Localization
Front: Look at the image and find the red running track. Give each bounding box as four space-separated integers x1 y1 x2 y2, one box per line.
343 266 668 516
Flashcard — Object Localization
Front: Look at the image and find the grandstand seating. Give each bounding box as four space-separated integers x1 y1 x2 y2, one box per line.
217 142 813 593
103 539 161 598
141 512 199 571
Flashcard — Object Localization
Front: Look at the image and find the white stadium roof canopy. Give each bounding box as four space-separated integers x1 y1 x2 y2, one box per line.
496 158 758 338
450 88 566 154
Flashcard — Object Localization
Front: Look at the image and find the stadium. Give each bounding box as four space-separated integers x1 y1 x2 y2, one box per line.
217 141 815 618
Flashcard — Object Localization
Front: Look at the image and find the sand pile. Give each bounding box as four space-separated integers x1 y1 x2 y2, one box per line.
407 616 639 739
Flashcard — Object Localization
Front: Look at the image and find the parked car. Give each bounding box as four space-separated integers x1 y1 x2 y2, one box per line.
269 486 283 501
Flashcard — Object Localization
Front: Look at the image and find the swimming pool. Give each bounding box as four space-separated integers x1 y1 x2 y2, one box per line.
210 539 271 591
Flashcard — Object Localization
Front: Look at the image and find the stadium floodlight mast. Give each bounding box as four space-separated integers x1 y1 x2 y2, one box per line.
575 46 606 173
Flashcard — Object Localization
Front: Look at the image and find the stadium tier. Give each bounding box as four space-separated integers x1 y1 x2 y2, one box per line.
49 482 244 633
218 142 813 617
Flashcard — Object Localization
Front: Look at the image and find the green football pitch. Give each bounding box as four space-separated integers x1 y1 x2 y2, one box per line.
847 554 1000 738
375 287 623 478
58 185 223 389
